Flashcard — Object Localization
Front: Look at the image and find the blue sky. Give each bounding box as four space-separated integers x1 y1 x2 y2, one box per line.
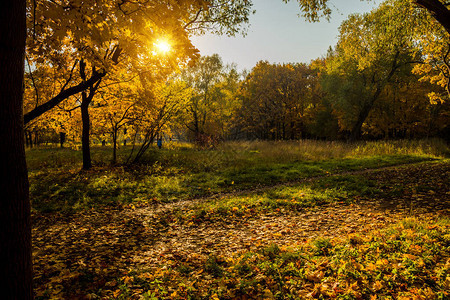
191 0 380 71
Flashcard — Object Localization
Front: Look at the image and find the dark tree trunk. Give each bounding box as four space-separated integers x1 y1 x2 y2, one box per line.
112 128 118 164
350 50 401 141
349 83 386 141
29 131 33 148
290 121 296 140
81 93 92 170
0 0 33 298
59 132 66 148
350 106 371 141
349 92 379 141
79 61 102 170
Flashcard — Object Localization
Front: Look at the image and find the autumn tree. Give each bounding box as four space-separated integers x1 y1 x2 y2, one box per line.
234 61 278 139
211 64 243 139
25 0 254 168
287 0 450 35
321 0 422 140
411 9 450 103
365 74 449 138
91 77 141 163
297 57 339 139
235 61 315 139
128 79 192 163
181 54 225 144
25 0 253 123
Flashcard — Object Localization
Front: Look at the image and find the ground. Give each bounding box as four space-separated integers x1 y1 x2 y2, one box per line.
32 161 450 299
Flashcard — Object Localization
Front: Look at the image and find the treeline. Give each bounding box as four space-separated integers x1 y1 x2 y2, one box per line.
23 0 450 162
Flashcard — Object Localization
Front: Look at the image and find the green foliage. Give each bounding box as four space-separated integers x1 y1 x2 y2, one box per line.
180 54 243 145
204 255 225 278
302 0 447 140
313 238 333 256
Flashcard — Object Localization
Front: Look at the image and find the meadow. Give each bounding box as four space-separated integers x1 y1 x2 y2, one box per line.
29 139 450 299
28 139 448 212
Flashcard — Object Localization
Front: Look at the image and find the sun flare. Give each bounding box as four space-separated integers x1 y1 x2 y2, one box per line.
154 39 171 54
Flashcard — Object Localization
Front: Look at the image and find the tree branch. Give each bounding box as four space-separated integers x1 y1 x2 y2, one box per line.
414 0 450 34
24 69 106 124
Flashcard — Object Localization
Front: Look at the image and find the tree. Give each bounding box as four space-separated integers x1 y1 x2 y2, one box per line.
211 64 243 139
414 0 450 34
23 63 72 147
288 0 450 34
128 79 192 163
0 0 32 298
182 54 225 144
235 61 315 139
92 77 141 164
411 9 450 102
288 0 450 106
79 60 103 169
321 0 421 140
25 0 254 168
25 0 253 125
365 74 448 138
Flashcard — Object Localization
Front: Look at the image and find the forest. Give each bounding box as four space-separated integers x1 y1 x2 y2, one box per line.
0 0 449 299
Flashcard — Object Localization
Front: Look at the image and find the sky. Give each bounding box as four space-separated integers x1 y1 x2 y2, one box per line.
191 0 380 71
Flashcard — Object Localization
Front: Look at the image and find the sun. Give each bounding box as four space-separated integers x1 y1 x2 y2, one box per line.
154 39 171 54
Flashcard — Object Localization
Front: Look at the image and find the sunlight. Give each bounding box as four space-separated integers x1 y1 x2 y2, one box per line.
154 39 171 54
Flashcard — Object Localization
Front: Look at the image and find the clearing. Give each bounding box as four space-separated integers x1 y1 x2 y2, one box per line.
32 160 450 299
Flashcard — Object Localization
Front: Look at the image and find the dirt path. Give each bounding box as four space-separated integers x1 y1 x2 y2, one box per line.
32 161 449 298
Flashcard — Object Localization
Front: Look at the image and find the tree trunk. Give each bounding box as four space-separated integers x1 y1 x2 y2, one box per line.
25 130 32 148
290 121 296 140
79 62 102 170
0 0 33 298
350 107 371 141
112 128 117 164
81 92 92 170
29 131 33 148
349 86 383 141
59 132 66 148
349 50 401 141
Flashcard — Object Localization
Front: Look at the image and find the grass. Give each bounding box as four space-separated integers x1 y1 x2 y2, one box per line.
27 139 449 213
30 139 450 299
166 173 386 225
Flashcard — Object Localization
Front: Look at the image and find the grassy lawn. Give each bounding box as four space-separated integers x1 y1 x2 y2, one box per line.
29 139 449 299
27 139 448 213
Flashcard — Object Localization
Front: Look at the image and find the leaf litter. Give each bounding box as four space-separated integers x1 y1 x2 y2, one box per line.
32 161 449 299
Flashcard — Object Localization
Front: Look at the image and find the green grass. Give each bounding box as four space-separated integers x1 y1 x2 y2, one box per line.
27 139 449 213
167 173 384 225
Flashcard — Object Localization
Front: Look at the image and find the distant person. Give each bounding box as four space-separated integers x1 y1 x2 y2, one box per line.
157 137 162 149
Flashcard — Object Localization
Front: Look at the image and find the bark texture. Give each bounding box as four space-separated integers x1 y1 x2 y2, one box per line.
0 0 33 298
